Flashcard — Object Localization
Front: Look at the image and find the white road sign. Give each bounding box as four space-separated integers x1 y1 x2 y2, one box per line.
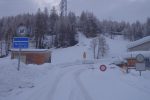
136 63 146 71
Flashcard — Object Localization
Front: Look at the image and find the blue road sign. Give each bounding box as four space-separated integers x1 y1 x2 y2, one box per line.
13 37 29 48
13 37 29 41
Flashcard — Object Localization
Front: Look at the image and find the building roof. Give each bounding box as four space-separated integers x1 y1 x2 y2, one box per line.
127 36 150 49
11 49 50 52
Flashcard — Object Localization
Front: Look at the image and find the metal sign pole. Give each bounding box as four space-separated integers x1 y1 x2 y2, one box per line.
0 41 2 57
13 37 29 71
139 71 142 76
18 47 21 71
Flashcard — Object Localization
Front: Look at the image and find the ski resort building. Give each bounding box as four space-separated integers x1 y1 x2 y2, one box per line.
127 36 150 52
125 36 150 68
11 49 51 65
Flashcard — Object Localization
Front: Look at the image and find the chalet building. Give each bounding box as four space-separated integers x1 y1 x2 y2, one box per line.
127 36 150 52
126 36 150 69
11 49 51 65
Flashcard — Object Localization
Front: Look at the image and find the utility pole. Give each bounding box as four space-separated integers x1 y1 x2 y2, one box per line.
60 0 67 17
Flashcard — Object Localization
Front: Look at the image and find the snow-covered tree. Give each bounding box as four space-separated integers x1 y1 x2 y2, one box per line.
91 35 109 59
146 18 150 36
35 8 47 48
91 38 98 59
97 35 109 59
79 11 99 37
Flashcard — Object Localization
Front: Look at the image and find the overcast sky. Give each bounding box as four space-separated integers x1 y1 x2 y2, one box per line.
0 0 150 23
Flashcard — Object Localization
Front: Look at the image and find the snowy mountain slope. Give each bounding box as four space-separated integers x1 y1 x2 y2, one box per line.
51 33 93 64
1 33 150 100
106 35 129 58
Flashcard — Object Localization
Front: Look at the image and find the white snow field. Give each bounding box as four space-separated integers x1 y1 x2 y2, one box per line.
0 34 150 100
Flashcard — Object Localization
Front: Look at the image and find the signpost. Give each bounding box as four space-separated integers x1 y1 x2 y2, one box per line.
83 51 86 64
83 52 86 59
13 37 29 48
135 54 146 76
100 65 107 72
13 37 29 71
136 54 145 63
136 63 146 76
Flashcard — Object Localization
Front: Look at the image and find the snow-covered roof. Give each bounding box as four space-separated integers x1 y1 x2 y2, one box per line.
11 49 50 52
123 51 150 59
127 36 150 49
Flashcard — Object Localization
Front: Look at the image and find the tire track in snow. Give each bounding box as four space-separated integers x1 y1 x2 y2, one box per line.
47 65 85 100
24 64 93 100
73 68 93 100
48 65 93 100
68 88 76 100
24 68 72 100
46 69 70 100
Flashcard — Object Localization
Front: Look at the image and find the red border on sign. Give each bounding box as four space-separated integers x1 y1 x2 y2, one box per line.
100 65 107 71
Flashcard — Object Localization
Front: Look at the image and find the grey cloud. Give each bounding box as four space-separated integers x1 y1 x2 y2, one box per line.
0 0 150 22
68 0 150 22
107 0 150 22
0 0 38 17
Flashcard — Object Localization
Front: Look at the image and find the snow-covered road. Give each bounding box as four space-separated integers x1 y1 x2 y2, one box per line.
4 64 94 100
3 63 150 100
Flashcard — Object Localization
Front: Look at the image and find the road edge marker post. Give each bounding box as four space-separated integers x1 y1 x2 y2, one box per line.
83 51 86 64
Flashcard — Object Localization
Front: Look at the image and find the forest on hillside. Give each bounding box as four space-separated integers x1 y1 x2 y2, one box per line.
0 7 150 50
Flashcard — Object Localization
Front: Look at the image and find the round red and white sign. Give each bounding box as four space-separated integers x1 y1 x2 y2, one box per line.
100 65 107 72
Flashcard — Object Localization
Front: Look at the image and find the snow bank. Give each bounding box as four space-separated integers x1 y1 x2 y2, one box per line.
11 49 49 52
80 63 150 100
0 56 51 98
